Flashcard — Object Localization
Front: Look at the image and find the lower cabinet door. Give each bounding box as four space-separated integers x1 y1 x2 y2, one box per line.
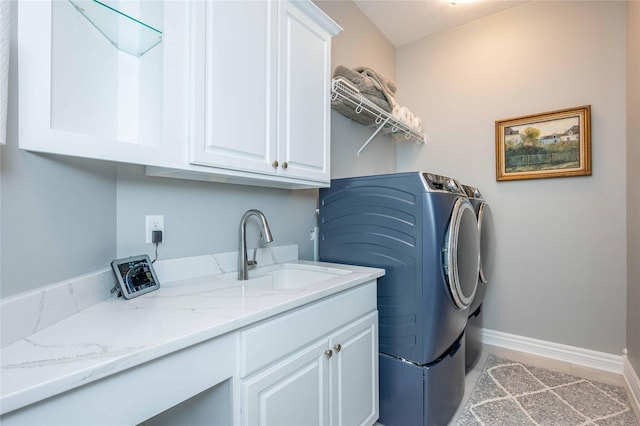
242 339 330 426
331 312 379 426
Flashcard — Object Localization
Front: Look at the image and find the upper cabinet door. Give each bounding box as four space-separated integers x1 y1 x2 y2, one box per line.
17 1 190 167
189 0 340 186
190 0 277 175
276 1 334 183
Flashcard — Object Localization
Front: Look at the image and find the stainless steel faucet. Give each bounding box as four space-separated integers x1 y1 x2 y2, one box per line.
239 209 274 280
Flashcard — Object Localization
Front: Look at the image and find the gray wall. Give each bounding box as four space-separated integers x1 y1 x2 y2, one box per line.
0 1 117 297
314 0 398 179
626 0 640 372
0 0 397 298
396 1 628 355
115 165 318 263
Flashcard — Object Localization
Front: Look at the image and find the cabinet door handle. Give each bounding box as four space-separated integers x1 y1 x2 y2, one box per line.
333 344 342 353
272 161 279 168
324 349 333 359
282 162 288 169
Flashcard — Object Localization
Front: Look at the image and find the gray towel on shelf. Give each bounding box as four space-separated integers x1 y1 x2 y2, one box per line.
332 65 397 112
353 66 398 97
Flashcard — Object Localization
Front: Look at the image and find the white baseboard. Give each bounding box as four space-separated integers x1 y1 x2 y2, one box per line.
623 354 640 418
481 328 640 416
481 328 624 374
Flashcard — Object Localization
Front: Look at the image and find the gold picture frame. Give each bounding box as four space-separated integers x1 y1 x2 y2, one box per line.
495 105 591 181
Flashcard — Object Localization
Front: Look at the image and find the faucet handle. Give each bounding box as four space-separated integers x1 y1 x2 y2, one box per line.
247 248 258 270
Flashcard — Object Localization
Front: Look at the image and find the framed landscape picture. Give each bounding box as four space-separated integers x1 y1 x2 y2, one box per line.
495 105 591 181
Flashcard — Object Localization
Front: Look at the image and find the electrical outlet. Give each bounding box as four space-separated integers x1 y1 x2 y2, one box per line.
145 215 164 244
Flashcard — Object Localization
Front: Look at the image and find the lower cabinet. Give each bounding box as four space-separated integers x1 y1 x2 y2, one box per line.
330 312 379 426
241 311 378 426
243 339 330 425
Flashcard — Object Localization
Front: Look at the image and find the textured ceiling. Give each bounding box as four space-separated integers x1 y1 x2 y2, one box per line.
352 0 526 47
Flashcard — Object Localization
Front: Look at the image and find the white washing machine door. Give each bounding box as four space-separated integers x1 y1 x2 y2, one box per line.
443 198 481 309
478 202 495 284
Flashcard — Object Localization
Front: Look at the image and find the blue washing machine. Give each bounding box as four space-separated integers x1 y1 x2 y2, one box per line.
461 184 496 372
319 172 480 426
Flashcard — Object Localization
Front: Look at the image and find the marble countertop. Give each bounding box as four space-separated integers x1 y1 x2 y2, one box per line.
0 251 384 415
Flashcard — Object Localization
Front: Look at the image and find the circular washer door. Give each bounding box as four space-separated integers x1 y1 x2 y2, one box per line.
478 202 495 284
443 198 480 309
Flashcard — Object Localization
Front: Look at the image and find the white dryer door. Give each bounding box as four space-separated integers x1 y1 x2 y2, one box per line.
478 202 495 284
443 198 480 309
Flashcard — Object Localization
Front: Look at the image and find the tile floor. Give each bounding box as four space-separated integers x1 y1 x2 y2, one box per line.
448 345 638 425
375 344 639 425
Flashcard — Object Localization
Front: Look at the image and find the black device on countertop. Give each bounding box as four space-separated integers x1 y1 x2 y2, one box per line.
111 254 160 299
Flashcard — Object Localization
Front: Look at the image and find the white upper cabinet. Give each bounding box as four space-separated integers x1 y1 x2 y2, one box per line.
189 0 278 176
18 0 340 189
277 1 335 182
188 0 341 187
17 0 190 168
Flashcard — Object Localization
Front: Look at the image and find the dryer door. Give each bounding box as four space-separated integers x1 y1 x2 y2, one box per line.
478 202 495 284
443 198 480 309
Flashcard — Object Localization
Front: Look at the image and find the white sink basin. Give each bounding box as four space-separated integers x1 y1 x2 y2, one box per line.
241 263 349 290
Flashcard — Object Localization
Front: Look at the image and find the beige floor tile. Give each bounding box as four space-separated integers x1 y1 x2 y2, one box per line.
570 363 625 386
483 344 573 374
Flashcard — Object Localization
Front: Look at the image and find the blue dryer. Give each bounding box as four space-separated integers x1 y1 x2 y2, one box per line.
461 184 496 372
319 172 480 426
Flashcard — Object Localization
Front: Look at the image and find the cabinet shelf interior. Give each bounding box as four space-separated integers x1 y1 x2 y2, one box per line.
67 0 163 57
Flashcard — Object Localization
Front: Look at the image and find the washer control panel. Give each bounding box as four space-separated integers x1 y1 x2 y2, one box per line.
422 173 466 195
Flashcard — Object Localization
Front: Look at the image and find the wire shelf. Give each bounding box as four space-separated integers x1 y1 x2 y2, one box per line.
330 79 425 155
